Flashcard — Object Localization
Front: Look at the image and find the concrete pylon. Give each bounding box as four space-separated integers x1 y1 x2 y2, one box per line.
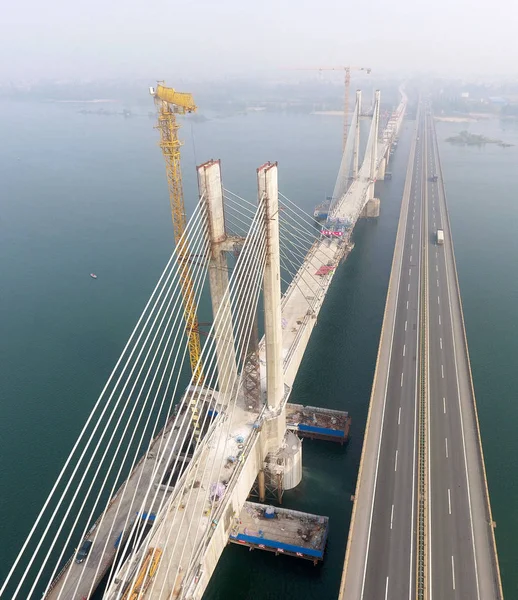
257 162 286 451
257 162 284 411
197 160 237 398
370 90 381 183
353 90 362 180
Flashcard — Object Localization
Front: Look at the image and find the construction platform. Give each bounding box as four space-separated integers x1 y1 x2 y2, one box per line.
286 403 351 443
229 502 329 564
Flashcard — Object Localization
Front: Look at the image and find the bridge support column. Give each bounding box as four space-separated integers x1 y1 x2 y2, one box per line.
353 90 362 179
197 159 237 398
378 155 386 180
368 90 381 201
257 162 286 449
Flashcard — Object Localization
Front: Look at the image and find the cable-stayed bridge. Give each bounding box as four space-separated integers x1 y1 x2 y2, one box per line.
0 88 405 600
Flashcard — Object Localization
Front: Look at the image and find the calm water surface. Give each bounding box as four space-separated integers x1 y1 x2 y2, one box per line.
0 102 517 598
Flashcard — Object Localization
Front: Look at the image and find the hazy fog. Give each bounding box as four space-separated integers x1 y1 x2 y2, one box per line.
2 0 517 81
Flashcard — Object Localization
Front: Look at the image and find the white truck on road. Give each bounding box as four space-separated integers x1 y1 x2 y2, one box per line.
437 229 444 245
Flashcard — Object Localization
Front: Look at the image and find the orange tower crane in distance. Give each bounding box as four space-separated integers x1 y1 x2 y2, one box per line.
149 83 204 386
293 66 371 150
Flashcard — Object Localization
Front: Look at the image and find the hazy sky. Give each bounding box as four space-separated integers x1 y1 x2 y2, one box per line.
2 0 517 81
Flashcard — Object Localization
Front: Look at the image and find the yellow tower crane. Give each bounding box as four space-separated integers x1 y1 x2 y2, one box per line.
149 83 203 382
293 66 371 150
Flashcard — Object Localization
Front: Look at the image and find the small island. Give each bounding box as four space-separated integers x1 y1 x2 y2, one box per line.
446 130 513 147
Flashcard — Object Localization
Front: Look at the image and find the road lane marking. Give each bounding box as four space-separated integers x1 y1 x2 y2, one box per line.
401 372 404 387
440 337 443 349
406 300 409 310
436 264 438 272
403 344 406 357
412 233 414 239
441 364 444 378
452 556 456 590
409 268 412 276
448 488 452 514
439 176 482 599
437 296 440 305
411 243 413 250
436 251 438 258
398 406 401 425
395 450 398 471
405 320 408 331
445 437 449 458
439 315 441 325
408 283 410 292
443 397 446 413
410 255 413 262
385 576 389 600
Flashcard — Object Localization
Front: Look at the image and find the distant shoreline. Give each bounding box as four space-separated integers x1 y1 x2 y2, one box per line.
50 99 119 104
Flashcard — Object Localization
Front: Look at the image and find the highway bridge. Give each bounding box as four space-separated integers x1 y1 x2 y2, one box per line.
0 90 502 600
338 101 503 600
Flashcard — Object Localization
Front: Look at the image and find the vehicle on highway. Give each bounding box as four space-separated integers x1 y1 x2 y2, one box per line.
430 174 438 182
436 229 444 245
75 539 93 564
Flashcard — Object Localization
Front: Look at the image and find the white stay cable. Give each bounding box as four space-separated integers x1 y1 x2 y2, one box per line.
0 199 207 599
150 255 266 600
34 212 211 599
109 201 266 600
151 233 267 600
54 229 212 600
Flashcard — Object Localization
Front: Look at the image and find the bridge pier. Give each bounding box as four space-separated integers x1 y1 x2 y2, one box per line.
198 159 237 397
378 155 387 180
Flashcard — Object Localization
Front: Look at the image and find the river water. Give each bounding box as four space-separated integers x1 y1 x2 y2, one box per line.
0 101 517 598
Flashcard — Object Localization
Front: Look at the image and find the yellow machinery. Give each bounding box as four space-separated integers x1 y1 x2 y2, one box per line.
150 83 202 440
121 547 162 600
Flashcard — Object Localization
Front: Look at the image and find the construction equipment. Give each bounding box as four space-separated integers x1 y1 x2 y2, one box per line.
150 83 203 384
121 547 162 600
293 66 371 150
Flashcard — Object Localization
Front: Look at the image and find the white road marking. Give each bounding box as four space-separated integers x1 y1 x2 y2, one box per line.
395 450 398 471
409 268 412 276
401 372 404 387
440 337 443 349
390 505 394 529
436 251 438 258
439 315 441 325
448 488 452 514
452 556 456 590
436 264 438 272
445 437 449 458
441 364 444 378
412 233 414 239
411 243 413 250
437 296 440 305
405 320 408 331
408 283 410 292
398 406 401 425
403 344 406 357
406 300 409 310
385 576 390 600
443 397 446 414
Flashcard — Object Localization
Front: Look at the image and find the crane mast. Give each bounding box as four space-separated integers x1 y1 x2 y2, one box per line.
150 83 203 385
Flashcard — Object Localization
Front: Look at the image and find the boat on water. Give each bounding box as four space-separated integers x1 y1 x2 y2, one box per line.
90 273 98 279
313 198 332 221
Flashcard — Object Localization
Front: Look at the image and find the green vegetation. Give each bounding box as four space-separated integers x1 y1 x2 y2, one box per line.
446 130 513 147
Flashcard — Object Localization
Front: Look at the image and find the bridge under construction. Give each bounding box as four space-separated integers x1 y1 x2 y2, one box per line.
0 84 503 600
